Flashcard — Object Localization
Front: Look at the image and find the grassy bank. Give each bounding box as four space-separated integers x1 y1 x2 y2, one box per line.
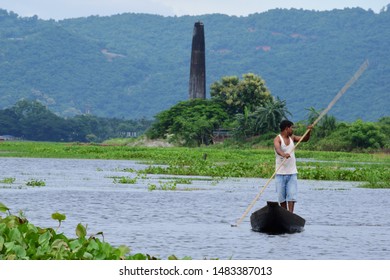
0 141 389 188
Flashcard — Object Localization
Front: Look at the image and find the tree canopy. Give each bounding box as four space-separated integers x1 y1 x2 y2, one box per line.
147 73 291 145
210 73 272 116
147 99 228 146
0 100 151 142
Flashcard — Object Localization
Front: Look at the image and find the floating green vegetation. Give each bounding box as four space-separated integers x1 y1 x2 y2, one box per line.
358 174 390 189
0 202 192 260
112 176 137 184
0 177 16 184
121 168 149 179
148 181 177 191
110 170 150 184
158 177 193 184
0 178 23 189
0 141 388 184
355 167 390 189
142 159 273 179
359 182 389 189
25 179 46 187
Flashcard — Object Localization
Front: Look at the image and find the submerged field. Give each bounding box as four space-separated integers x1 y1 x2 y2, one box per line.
0 141 389 188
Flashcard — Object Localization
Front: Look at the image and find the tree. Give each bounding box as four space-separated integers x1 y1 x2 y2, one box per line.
378 117 390 149
348 120 385 150
147 99 228 146
252 98 291 133
0 108 19 136
306 107 337 138
306 107 320 125
9 100 69 141
210 73 272 116
0 100 152 142
233 98 290 139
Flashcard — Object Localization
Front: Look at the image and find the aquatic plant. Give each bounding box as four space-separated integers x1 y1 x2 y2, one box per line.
358 169 390 189
0 203 189 260
0 142 388 184
359 181 389 189
0 177 16 184
25 179 46 187
159 181 177 191
147 181 177 191
51 212 66 230
112 176 137 184
147 183 157 191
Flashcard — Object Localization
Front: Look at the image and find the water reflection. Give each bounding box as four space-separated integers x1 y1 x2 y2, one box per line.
1 157 389 259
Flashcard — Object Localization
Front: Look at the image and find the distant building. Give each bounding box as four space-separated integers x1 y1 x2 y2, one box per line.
189 21 206 100
212 129 232 143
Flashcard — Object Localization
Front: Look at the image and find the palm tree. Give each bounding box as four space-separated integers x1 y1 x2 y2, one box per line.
252 98 291 133
306 106 320 125
305 107 337 138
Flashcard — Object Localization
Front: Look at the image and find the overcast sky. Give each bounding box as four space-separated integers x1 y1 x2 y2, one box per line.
0 0 389 20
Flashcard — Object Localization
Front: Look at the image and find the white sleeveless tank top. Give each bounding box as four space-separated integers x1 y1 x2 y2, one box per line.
275 134 298 174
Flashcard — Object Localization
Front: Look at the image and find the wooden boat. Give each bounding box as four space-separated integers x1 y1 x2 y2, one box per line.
250 201 305 234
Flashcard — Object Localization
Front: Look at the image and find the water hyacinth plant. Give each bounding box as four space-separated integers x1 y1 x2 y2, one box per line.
0 141 388 188
0 203 189 260
25 179 46 187
0 177 16 184
147 181 177 191
112 176 137 184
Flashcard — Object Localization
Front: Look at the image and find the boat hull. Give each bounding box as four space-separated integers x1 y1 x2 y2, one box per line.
250 201 305 234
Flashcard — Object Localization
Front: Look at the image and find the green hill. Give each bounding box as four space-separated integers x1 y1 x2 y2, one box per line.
0 7 389 121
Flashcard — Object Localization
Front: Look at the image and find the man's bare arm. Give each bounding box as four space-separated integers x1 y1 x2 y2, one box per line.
274 136 290 158
293 125 313 142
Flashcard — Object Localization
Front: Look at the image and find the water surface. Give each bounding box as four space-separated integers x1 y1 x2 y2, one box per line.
1 157 389 259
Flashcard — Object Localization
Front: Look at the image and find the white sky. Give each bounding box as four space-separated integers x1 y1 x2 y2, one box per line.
0 0 389 20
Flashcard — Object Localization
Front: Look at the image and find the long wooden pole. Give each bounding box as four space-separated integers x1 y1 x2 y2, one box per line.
232 60 369 227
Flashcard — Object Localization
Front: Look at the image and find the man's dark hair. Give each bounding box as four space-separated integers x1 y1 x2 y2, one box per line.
280 120 294 131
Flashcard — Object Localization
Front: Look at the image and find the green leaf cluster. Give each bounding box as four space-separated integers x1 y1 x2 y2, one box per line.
0 204 182 260
210 73 273 115
299 116 390 152
147 98 229 146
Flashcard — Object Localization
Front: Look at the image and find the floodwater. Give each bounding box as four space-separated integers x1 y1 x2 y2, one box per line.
1 157 389 260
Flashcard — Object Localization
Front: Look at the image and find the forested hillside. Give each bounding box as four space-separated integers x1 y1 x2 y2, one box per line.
0 7 389 121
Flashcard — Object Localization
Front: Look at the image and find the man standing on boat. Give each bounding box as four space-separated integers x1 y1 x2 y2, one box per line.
274 120 312 213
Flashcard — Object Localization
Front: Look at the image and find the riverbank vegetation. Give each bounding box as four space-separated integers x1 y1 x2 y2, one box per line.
1 76 388 154
0 141 388 188
146 74 389 152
